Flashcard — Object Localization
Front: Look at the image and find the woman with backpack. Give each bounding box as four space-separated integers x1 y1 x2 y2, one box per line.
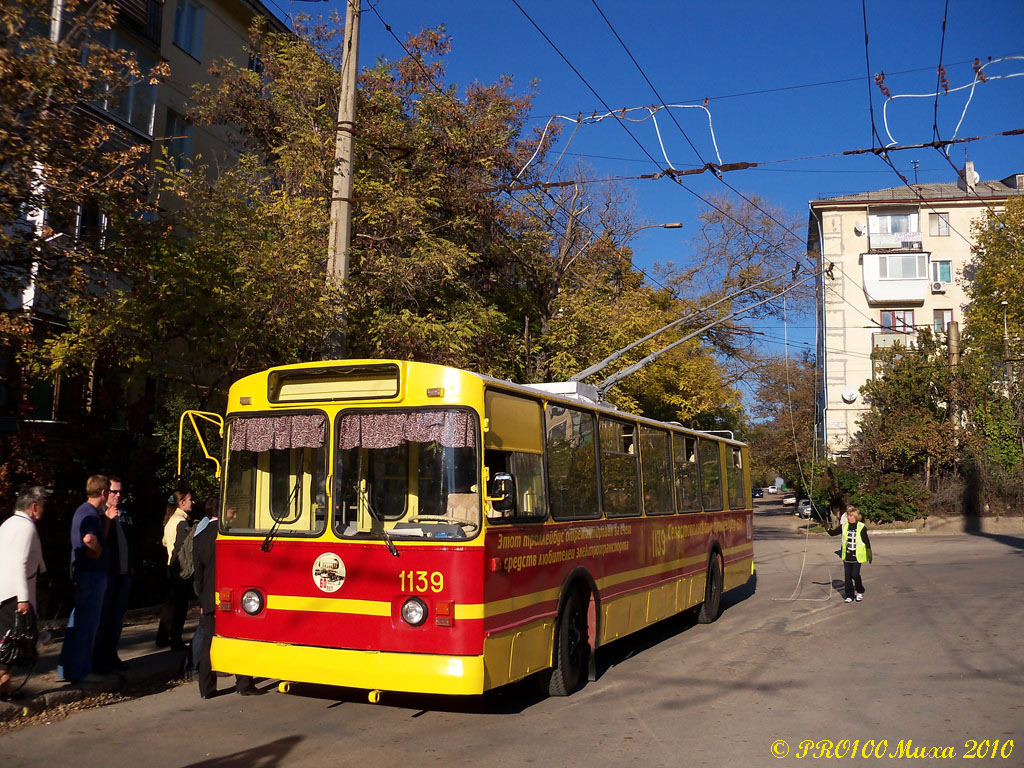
156 490 194 651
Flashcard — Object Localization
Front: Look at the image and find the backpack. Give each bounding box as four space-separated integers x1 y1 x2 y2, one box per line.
175 521 200 580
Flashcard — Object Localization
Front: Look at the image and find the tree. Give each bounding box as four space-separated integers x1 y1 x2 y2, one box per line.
853 331 955 481
746 352 817 496
0 0 165 349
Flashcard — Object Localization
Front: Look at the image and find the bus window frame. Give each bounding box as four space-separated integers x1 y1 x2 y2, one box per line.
725 444 747 511
332 405 483 541
483 387 549 525
220 408 330 539
638 424 675 516
598 415 642 519
672 431 703 515
698 437 725 512
545 401 602 522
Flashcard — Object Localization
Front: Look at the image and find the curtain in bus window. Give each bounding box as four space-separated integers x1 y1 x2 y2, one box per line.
229 413 326 451
545 404 598 519
599 418 640 517
339 411 475 450
699 439 724 511
673 435 700 513
726 447 745 510
639 426 673 515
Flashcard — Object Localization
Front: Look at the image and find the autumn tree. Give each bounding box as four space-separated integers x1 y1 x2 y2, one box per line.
746 352 818 495
0 0 164 348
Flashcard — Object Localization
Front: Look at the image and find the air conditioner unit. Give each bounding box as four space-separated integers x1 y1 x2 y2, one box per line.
931 281 946 293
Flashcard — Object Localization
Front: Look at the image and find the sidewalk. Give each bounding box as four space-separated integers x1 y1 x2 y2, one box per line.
0 609 199 723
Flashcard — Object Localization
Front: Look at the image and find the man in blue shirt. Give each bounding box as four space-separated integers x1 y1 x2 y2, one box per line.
58 475 111 683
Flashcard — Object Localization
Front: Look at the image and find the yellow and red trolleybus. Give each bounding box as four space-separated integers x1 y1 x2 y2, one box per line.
203 360 753 697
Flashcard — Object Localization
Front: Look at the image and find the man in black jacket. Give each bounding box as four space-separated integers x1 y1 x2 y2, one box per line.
194 497 257 698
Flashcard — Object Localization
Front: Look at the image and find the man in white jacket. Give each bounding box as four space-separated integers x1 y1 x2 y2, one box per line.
0 486 48 700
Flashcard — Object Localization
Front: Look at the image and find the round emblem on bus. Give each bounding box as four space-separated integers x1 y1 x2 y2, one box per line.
312 552 346 593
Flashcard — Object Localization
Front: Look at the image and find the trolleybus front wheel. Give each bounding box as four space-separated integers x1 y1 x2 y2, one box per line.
544 590 588 697
697 553 723 624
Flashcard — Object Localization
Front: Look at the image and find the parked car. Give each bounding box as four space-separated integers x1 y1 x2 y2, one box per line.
781 494 797 507
798 499 825 521
752 487 764 498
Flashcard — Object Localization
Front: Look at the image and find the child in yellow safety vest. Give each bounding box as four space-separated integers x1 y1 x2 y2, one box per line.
827 507 872 603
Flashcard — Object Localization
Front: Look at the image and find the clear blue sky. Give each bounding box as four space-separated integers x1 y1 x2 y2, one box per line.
272 0 1024 389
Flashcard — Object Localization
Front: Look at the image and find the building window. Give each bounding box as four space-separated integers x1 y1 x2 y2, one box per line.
931 260 952 284
929 212 949 236
174 0 205 59
869 211 921 249
164 111 194 167
933 309 953 333
869 212 917 234
878 253 927 280
881 309 914 333
89 30 157 135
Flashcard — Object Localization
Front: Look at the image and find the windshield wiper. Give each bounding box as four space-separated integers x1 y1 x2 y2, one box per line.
261 451 304 553
361 488 400 558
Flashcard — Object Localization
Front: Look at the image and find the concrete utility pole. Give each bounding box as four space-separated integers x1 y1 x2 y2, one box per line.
324 0 361 359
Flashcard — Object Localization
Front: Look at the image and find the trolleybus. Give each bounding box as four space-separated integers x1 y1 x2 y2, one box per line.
192 359 753 698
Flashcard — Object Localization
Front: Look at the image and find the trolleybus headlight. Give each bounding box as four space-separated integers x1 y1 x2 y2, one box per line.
401 597 428 627
241 589 265 615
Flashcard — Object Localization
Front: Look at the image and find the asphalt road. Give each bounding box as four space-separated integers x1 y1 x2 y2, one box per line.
5 505 1023 767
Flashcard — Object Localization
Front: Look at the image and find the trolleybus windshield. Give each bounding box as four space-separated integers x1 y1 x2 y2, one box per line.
222 413 329 535
333 408 480 540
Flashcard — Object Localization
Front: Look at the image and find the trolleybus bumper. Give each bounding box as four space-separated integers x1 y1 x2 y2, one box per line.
211 636 487 695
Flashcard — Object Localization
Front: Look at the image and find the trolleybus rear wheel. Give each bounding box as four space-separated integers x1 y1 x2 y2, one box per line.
545 591 588 696
697 553 723 624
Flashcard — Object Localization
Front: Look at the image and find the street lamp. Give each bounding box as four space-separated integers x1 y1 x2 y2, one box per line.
613 222 683 243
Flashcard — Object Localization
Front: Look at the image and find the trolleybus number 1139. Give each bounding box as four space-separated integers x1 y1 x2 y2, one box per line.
399 570 445 593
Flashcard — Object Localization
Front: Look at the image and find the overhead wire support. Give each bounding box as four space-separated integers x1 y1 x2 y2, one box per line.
596 273 816 396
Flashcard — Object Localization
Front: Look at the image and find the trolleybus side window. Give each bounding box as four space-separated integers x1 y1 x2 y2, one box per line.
726 446 746 510
333 409 480 539
545 403 599 520
699 438 724 512
484 390 547 521
673 434 701 514
639 425 673 515
599 417 641 518
223 413 328 535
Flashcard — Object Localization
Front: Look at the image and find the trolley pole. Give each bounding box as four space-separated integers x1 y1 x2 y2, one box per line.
324 0 360 359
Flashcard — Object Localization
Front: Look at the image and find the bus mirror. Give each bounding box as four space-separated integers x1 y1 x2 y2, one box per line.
487 472 516 515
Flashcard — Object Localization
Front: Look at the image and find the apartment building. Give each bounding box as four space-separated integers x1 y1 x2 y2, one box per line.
4 0 288 426
808 162 1024 456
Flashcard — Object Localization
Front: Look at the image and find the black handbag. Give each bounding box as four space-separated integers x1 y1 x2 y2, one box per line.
0 604 39 669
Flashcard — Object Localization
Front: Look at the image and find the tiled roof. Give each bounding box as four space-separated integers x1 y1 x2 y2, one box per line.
811 177 1023 204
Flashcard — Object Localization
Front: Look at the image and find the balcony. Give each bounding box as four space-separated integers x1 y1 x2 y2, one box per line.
869 231 922 251
873 331 917 349
861 251 930 305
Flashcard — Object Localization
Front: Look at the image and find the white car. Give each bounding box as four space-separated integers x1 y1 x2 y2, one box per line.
781 494 796 507
767 485 777 494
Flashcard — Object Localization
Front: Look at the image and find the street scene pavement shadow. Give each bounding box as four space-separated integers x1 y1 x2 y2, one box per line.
183 735 303 768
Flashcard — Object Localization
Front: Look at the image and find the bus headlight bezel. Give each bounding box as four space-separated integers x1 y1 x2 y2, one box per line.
400 597 428 627
241 588 265 615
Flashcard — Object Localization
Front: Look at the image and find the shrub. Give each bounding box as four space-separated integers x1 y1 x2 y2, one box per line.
851 473 929 523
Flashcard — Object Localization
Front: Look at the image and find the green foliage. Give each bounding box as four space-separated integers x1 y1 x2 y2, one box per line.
853 330 955 478
850 473 929 523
